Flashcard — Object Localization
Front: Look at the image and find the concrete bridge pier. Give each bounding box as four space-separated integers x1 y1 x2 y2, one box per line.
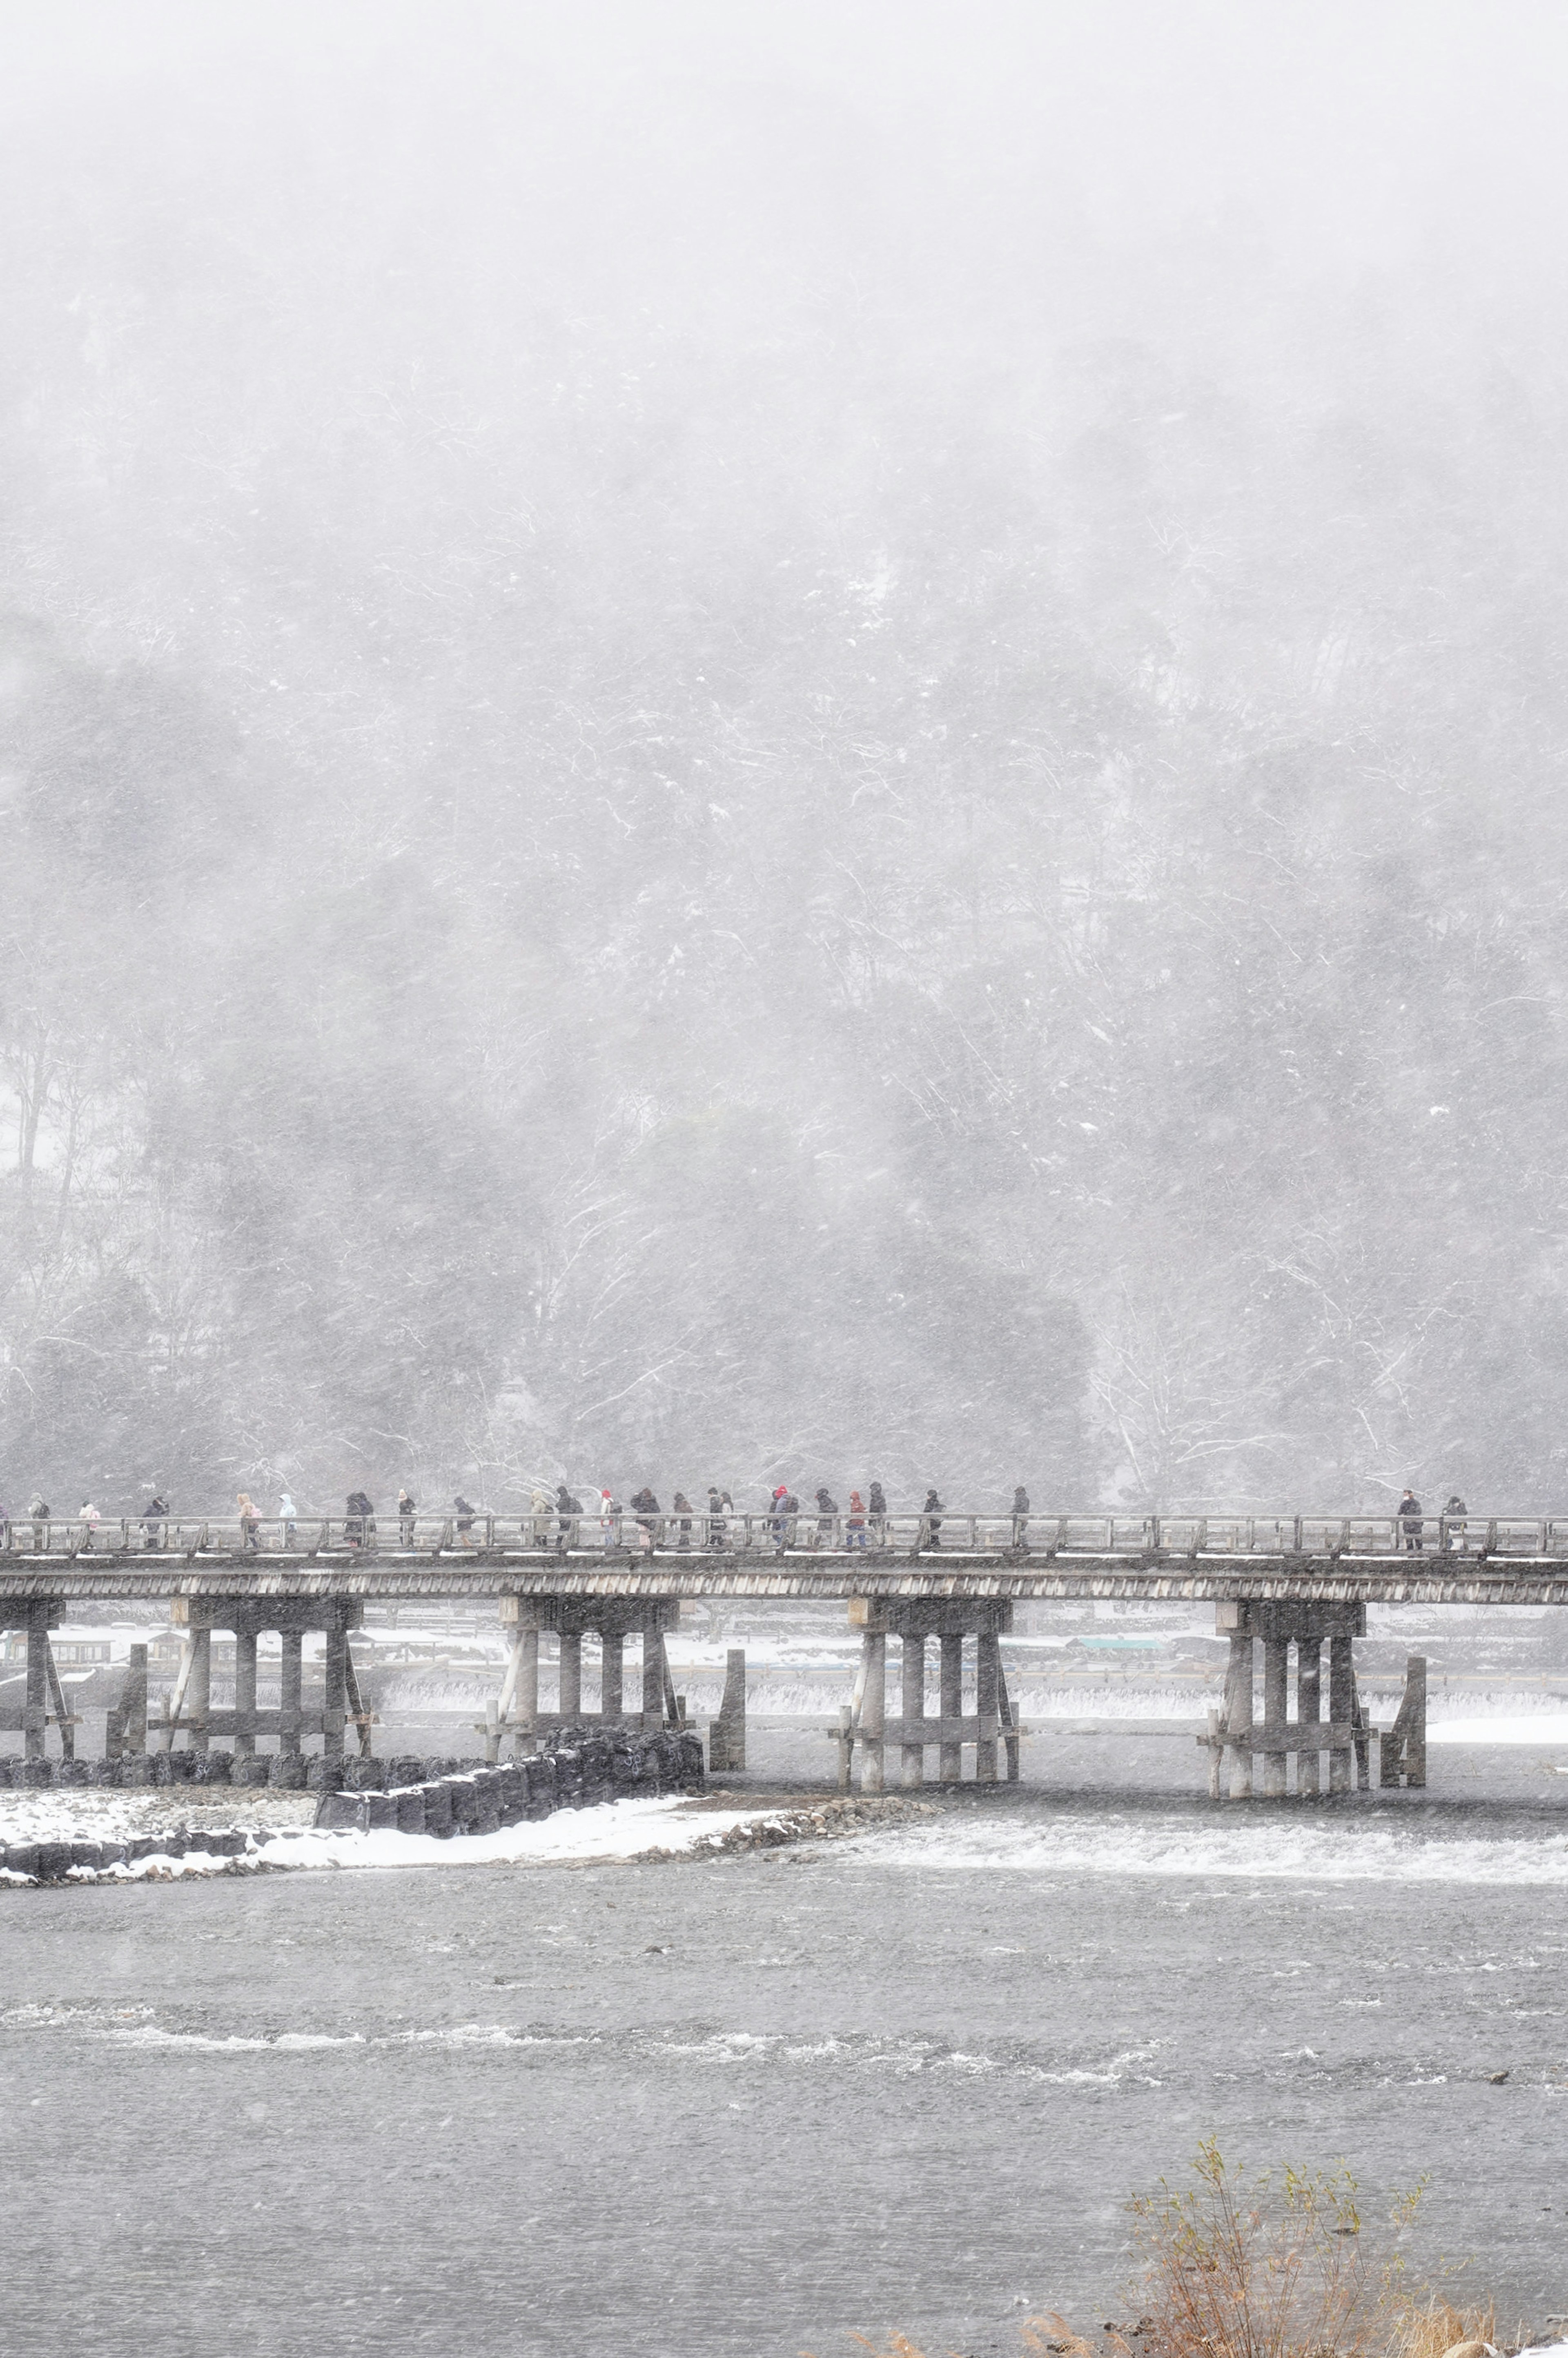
495 1595 681 1758
845 1598 1018 1789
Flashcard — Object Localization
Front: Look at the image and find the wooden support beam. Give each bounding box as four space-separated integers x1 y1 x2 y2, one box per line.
975 1628 999 1783
600 1628 623 1720
1297 1637 1321 1796
641 1622 665 1731
1224 1631 1252 1798
321 1622 347 1761
939 1631 963 1782
1328 1635 1354 1793
1262 1636 1289 1797
44 1640 75 1762
709 1647 747 1772
343 1640 372 1758
901 1630 926 1789
187 1625 212 1756
24 1606 50 1760
234 1627 259 1757
278 1631 303 1755
996 1650 1020 1782
860 1629 886 1792
558 1630 582 1719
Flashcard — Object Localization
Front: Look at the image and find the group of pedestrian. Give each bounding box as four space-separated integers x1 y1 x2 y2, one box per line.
1396 1489 1472 1552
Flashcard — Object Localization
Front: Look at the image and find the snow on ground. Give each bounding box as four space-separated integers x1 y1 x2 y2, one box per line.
0 1795 786 1883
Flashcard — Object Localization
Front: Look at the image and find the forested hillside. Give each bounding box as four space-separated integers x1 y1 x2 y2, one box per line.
3 5 1567 1514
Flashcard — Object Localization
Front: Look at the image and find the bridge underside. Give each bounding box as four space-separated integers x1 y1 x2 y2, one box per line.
0 1547 1566 1606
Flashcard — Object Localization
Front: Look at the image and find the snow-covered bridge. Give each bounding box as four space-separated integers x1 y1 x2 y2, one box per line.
3 1507 1566 1804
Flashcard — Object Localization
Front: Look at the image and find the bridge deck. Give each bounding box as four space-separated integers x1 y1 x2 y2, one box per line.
2 1547 1568 1608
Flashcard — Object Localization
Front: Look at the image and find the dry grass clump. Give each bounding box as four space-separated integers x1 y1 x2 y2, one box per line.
812 2140 1515 2358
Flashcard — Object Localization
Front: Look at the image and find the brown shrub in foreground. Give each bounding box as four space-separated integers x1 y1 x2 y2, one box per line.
812 2141 1508 2358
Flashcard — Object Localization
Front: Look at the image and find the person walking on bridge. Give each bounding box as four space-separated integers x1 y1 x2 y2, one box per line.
453 1492 477 1546
1442 1493 1468 1553
79 1500 100 1551
630 1486 660 1550
706 1486 728 1550
920 1489 944 1550
555 1483 581 1552
813 1487 839 1549
672 1492 695 1550
236 1492 261 1553
846 1490 867 1550
277 1490 296 1549
867 1481 887 1548
29 1494 49 1552
1398 1488 1424 1552
142 1495 167 1551
397 1488 416 1547
1011 1485 1031 1551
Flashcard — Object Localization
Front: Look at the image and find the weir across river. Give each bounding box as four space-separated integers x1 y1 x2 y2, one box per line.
3 1509 1566 1799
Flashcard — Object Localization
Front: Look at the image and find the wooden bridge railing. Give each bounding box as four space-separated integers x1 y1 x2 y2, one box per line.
0 1510 1561 1559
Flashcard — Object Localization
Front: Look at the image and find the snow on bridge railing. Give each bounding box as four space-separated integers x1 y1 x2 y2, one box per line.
0 1509 1565 1559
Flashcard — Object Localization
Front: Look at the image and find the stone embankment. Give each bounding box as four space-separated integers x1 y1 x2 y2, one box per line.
312 1727 705 1834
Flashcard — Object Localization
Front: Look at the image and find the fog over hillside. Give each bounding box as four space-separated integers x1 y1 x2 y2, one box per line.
4 1 1568 1514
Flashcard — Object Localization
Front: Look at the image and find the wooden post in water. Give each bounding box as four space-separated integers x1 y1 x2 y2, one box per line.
1403 1654 1427 1788
558 1630 582 1719
939 1631 963 1782
1328 1634 1354 1793
976 1628 999 1783
44 1640 75 1762
187 1626 212 1757
517 1626 540 1752
124 1642 148 1755
1224 1631 1253 1798
1297 1637 1322 1796
321 1622 347 1762
1262 1636 1288 1798
234 1627 259 1758
278 1631 303 1755
600 1628 624 1722
641 1621 664 1730
901 1630 926 1788
710 1647 747 1771
861 1630 886 1791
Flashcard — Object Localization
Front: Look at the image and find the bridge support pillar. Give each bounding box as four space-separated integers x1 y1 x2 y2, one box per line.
1297 1637 1322 1796
20 1602 62 1760
234 1628 258 1757
187 1626 212 1756
279 1632 303 1756
939 1633 963 1781
901 1632 927 1787
170 1597 364 1760
846 1600 1016 1789
496 1596 682 1754
1207 1602 1368 1800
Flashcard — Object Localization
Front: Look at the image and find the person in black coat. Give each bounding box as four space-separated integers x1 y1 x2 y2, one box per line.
922 1489 944 1549
813 1486 839 1548
630 1487 659 1550
867 1480 888 1548
1397 1489 1423 1552
1011 1486 1030 1551
555 1483 581 1552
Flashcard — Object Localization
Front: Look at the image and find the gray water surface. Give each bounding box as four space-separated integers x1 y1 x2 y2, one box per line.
2 1775 1566 2358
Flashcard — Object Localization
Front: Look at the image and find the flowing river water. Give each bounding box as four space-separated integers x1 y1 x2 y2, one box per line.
2 1731 1567 2358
